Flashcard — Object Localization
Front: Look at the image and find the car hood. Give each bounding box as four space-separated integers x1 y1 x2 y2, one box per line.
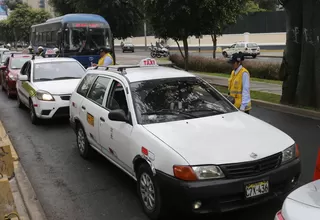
142 111 294 165
287 180 320 208
34 79 81 95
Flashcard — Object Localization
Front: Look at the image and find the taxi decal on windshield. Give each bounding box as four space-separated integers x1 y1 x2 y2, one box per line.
22 82 36 97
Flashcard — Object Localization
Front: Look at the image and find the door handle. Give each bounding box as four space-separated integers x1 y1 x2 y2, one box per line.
81 106 86 110
100 117 105 122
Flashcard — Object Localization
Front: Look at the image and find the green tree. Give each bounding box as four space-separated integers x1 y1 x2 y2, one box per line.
49 0 143 39
279 0 320 108
199 0 251 59
254 0 278 11
4 0 22 10
245 0 266 13
8 4 51 45
0 20 14 43
145 0 202 70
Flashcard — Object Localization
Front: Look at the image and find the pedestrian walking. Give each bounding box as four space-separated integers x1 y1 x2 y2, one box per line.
227 53 252 114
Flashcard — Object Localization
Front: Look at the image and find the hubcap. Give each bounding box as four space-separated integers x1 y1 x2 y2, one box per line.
77 128 86 153
140 173 156 211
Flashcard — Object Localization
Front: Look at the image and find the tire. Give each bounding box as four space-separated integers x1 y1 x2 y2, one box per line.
151 52 156 58
122 50 125 53
137 163 166 220
29 100 39 125
17 93 23 108
76 124 92 159
222 51 228 58
132 50 135 53
252 55 257 59
156 53 162 58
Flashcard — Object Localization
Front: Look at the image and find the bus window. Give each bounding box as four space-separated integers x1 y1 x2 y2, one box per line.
89 28 110 49
69 27 87 50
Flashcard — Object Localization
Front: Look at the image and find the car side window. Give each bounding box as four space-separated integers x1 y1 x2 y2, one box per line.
20 63 28 75
87 76 111 105
26 63 31 80
4 57 9 66
230 44 236 48
106 80 129 115
77 74 97 97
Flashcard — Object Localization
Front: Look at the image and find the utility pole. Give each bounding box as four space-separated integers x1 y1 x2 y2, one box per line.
144 18 147 51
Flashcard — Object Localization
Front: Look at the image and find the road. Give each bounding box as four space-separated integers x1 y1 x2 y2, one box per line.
0 91 319 219
117 48 283 63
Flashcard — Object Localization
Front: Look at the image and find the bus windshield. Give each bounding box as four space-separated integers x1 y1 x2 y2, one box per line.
68 23 111 51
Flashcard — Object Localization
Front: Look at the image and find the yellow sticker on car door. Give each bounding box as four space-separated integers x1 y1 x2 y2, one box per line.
87 113 94 126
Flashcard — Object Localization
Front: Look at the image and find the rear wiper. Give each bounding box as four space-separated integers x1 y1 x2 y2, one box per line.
53 77 80 80
142 110 198 118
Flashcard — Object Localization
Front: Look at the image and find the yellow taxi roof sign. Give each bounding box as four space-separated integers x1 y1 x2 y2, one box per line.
139 58 158 67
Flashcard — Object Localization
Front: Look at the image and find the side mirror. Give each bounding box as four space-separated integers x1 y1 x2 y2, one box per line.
225 95 235 104
18 74 28 81
108 109 128 123
0 65 6 70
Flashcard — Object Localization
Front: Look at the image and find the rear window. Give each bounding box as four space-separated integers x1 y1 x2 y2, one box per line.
247 43 258 47
10 57 32 69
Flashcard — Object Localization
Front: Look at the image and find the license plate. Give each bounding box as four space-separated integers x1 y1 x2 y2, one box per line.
245 181 269 198
87 113 94 126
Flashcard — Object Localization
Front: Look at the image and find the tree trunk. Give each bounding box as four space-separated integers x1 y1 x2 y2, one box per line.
280 0 303 105
281 0 320 108
182 38 189 71
211 34 217 59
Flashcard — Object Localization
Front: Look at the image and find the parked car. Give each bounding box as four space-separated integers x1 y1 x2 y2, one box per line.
70 58 301 220
122 43 135 53
222 41 260 58
275 179 320 220
0 53 33 98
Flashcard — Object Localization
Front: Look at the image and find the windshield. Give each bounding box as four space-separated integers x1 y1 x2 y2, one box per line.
131 77 237 125
68 24 111 51
10 57 31 69
33 62 85 82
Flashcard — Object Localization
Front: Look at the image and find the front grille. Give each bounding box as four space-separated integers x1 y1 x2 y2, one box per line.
221 152 282 179
53 107 69 117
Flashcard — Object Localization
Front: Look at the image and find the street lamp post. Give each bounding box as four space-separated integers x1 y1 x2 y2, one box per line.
144 19 147 51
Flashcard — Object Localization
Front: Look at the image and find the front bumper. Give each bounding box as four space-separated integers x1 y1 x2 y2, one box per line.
157 158 301 214
33 95 70 119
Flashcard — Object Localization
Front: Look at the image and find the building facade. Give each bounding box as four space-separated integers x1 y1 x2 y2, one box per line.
23 0 55 16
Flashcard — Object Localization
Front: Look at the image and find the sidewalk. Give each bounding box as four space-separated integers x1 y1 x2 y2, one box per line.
195 74 282 95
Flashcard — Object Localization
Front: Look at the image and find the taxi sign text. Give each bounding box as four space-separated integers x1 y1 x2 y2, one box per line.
139 58 158 67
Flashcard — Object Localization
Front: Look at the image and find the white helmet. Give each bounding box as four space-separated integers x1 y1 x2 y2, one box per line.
38 46 44 50
6 43 11 47
53 48 59 53
28 45 32 49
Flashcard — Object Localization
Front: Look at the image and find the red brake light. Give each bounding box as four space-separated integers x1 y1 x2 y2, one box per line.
276 211 285 220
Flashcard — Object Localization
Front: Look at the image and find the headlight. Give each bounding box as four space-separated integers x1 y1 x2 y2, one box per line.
192 165 225 179
36 90 55 101
282 144 299 164
8 73 17 80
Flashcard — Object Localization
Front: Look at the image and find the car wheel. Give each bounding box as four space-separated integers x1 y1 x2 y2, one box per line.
252 55 257 59
17 93 24 108
132 50 135 53
222 51 228 58
137 163 166 220
29 100 39 125
76 124 92 159
122 50 125 53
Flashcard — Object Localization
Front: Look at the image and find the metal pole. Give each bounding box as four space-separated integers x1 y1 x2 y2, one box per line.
198 37 200 53
144 20 147 51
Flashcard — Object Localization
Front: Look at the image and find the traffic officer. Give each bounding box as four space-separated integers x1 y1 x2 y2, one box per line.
228 53 252 114
53 48 60 57
28 46 34 54
92 48 114 67
37 46 45 58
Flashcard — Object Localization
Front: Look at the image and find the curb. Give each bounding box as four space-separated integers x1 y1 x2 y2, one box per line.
209 83 320 120
0 121 47 220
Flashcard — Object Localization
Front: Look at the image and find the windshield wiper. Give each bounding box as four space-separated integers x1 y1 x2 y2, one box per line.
188 109 226 114
36 78 53 81
142 110 198 118
53 77 80 80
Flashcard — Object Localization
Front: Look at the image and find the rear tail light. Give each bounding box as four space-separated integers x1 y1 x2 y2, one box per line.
276 211 285 220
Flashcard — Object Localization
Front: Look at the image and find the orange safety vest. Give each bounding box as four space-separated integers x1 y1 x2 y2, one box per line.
97 53 114 66
228 67 252 110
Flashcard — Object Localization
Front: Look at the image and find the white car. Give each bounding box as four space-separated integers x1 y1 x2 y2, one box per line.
222 41 260 58
69 58 301 220
16 57 86 124
275 180 320 220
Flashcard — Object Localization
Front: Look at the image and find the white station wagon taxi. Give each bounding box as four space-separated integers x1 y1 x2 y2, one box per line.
16 57 86 124
69 58 301 219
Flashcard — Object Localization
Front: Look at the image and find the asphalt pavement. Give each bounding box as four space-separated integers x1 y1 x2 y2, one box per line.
118 48 283 63
0 88 319 219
